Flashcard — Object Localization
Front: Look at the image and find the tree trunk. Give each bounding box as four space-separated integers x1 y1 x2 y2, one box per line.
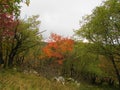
110 56 120 87
8 51 16 67
8 39 20 67
8 55 14 67
0 44 4 67
0 53 4 64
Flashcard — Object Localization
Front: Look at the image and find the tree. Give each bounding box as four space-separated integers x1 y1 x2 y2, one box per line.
7 15 41 67
42 33 74 65
0 0 30 14
75 0 120 86
14 15 42 67
62 41 102 83
0 0 30 67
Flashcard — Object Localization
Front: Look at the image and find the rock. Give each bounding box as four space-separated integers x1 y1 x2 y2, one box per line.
53 76 65 85
23 70 28 74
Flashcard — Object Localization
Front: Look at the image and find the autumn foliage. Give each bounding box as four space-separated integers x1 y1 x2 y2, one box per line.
42 33 74 64
0 0 29 67
0 1 18 39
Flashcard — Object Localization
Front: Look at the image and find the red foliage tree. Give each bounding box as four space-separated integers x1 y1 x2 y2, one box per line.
0 0 29 39
43 33 74 64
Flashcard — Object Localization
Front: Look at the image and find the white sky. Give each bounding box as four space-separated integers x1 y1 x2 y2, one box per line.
20 0 105 39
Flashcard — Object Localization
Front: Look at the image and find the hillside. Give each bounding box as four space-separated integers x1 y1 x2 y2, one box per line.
0 69 79 90
0 69 119 90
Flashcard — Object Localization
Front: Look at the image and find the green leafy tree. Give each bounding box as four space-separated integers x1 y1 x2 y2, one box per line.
0 0 30 15
8 15 42 67
1 15 42 67
62 42 102 83
75 0 120 87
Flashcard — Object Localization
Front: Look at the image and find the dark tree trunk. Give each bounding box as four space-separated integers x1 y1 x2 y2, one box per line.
0 45 4 67
8 38 21 67
8 49 17 67
110 56 120 87
8 54 14 67
91 75 97 84
70 64 75 77
0 55 4 65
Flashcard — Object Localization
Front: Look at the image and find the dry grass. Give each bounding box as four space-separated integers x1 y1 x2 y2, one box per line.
0 69 79 90
0 69 119 90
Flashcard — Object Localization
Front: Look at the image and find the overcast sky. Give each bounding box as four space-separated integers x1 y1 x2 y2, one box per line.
20 0 104 39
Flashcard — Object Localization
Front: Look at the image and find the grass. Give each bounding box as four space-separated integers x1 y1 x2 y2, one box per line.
0 69 79 90
0 69 119 90
79 82 119 90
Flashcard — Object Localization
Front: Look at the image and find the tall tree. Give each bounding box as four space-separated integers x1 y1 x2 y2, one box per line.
75 0 120 87
7 15 41 67
0 0 30 67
